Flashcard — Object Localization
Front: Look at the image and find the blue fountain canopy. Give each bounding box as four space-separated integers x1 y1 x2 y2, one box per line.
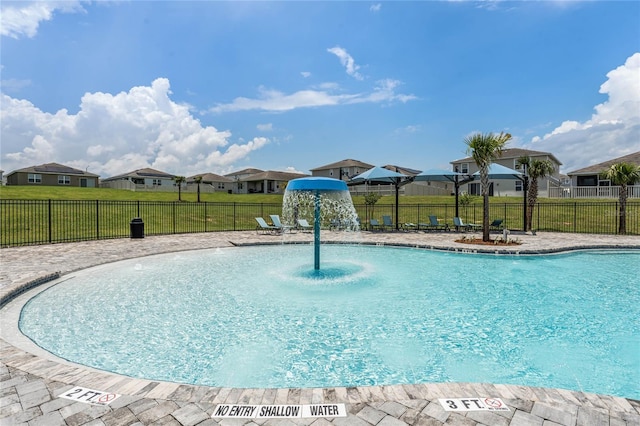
287 177 348 192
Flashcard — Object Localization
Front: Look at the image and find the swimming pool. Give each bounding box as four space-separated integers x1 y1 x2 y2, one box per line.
18 244 640 399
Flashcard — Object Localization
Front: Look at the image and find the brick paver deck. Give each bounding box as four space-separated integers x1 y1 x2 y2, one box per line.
1 230 639 425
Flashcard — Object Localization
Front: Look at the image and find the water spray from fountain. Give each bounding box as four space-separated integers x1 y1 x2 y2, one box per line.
283 177 360 270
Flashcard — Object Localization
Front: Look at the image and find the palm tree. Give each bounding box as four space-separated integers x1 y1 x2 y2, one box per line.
464 132 512 241
601 162 640 234
517 156 556 232
194 175 203 203
173 175 186 202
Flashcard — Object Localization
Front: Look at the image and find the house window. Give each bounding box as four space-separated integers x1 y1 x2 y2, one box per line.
330 169 334 176
152 179 162 186
28 173 42 183
598 179 611 187
468 183 480 195
217 182 225 189
515 180 523 191
460 163 469 174
58 175 70 185
577 175 597 186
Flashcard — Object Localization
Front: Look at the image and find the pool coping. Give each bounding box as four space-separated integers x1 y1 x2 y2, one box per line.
1 231 640 425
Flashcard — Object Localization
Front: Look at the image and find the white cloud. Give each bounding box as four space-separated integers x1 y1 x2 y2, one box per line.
370 3 382 12
524 52 640 173
327 46 364 80
1 78 269 177
0 78 32 92
301 71 311 78
0 1 86 39
257 123 273 131
210 79 415 113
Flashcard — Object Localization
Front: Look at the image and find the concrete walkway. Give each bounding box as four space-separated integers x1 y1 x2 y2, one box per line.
1 231 639 425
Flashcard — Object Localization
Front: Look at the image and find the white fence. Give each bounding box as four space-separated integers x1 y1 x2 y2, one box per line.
549 185 640 199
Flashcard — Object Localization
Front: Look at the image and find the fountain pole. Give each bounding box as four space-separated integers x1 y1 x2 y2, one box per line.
314 190 321 270
284 177 354 271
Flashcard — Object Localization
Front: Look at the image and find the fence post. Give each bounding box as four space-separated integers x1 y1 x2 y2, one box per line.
96 200 100 239
233 202 237 231
137 200 140 217
574 202 577 233
48 199 52 244
173 202 176 234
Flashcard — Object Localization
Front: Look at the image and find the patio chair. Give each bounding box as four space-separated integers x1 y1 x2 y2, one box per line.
255 217 279 234
425 215 450 232
297 218 313 232
369 218 384 231
490 219 504 231
382 215 394 231
269 214 293 233
453 217 481 232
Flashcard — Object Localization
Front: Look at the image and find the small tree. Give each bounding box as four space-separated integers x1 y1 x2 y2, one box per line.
464 132 512 241
364 192 382 225
174 176 186 202
194 176 203 203
517 156 555 232
601 162 640 234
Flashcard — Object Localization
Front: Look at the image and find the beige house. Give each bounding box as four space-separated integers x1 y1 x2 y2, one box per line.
5 163 100 187
236 170 308 194
562 151 640 198
186 173 234 193
100 168 175 191
451 148 563 197
310 159 374 181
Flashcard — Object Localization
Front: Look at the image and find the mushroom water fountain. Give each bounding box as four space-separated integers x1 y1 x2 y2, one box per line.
283 177 360 270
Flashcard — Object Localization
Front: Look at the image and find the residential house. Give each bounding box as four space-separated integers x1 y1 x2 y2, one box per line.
100 168 176 191
187 173 234 193
563 151 640 198
451 148 563 197
310 159 374 181
236 170 309 194
5 163 100 187
224 168 264 194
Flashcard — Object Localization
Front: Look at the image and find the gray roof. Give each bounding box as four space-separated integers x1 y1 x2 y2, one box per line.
102 168 174 181
452 148 562 166
310 159 374 171
240 170 309 182
225 168 264 178
187 173 233 183
7 162 99 178
568 151 640 175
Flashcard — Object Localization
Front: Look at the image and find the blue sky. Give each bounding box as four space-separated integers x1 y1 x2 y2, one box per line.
1 1 639 179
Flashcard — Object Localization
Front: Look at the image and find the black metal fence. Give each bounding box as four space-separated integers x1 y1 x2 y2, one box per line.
1 199 638 247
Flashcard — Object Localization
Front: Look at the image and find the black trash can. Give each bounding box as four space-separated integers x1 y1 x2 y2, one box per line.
130 217 144 239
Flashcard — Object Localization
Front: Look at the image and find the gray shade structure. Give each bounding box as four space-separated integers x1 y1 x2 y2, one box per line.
414 169 473 218
350 166 412 230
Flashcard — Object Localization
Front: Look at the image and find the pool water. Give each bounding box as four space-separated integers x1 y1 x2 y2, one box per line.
19 245 640 399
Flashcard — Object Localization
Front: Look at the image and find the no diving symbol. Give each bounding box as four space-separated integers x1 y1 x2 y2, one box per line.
484 398 503 409
98 393 118 404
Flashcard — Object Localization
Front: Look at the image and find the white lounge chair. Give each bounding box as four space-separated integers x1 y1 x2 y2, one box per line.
255 217 279 234
297 219 313 232
269 214 294 233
